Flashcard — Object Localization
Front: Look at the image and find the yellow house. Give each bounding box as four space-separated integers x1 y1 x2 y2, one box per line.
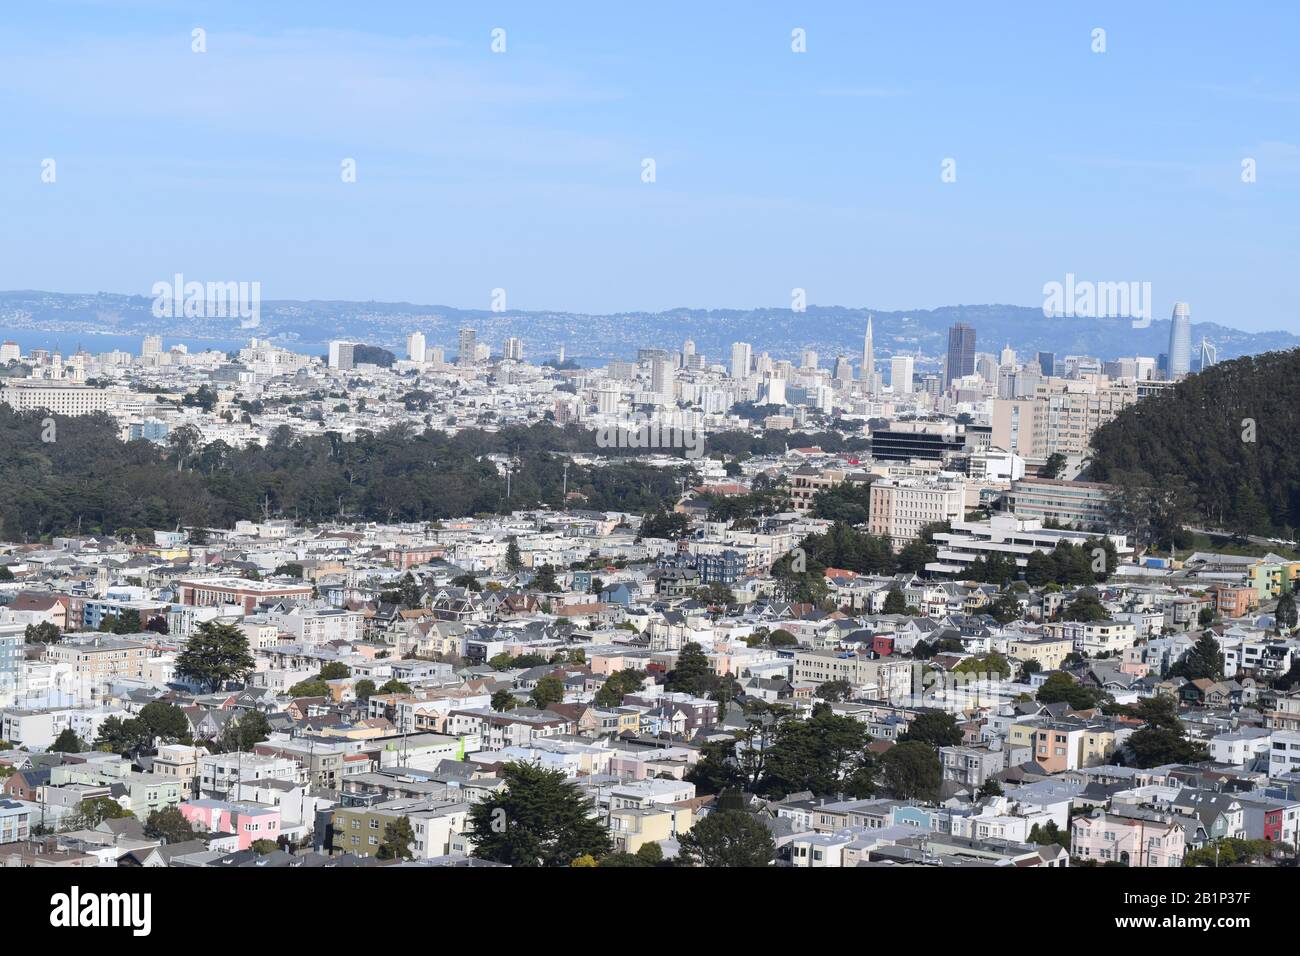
608 805 693 853
1006 636 1075 672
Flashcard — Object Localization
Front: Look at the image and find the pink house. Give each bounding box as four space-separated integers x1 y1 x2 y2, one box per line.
179 800 281 851
1071 809 1185 867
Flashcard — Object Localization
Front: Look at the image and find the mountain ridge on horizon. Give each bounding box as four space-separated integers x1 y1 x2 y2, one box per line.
0 289 1295 366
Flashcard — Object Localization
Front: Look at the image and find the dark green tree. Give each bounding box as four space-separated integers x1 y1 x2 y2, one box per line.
377 816 416 860
175 621 255 692
217 710 271 752
883 587 909 615
761 706 876 798
677 809 775 867
665 641 713 696
144 806 197 844
898 711 963 748
50 727 84 753
879 741 942 801
1062 592 1109 622
1036 672 1107 710
138 701 190 743
594 669 645 708
1276 591 1298 633
532 564 561 592
816 679 853 702
529 673 565 709
505 538 523 572
468 762 612 866
1171 632 1224 681
24 621 61 644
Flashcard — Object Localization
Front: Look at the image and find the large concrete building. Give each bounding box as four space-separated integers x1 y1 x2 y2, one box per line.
1005 478 1114 530
868 475 966 547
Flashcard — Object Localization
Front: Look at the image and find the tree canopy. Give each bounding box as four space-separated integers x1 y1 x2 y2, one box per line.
468 762 611 866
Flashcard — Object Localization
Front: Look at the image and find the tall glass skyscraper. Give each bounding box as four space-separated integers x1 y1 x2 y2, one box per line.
945 322 976 386
1167 303 1191 379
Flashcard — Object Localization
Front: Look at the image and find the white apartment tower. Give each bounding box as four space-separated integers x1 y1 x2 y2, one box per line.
890 355 914 394
457 328 478 367
730 342 752 380
407 331 426 364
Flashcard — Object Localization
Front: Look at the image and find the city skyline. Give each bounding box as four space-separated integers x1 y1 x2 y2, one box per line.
1 1 1297 905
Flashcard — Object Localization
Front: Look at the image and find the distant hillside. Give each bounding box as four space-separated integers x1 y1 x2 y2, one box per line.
1090 348 1300 537
1 291 1296 366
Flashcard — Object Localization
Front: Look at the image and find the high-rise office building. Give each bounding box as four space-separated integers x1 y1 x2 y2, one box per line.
407 331 426 364
1035 351 1055 377
800 349 818 369
328 341 356 370
651 356 674 402
457 328 478 367
862 315 875 381
730 342 752 380
1167 302 1191 380
504 337 524 361
596 381 620 414
945 322 976 386
890 355 914 394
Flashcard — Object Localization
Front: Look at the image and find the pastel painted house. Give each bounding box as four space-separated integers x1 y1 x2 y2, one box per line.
1070 809 1184 867
179 799 281 850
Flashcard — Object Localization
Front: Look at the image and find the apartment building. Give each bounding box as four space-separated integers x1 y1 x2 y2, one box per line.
1005 635 1075 672
868 475 966 548
1071 809 1185 867
939 744 1007 788
44 636 148 681
792 650 913 701
1269 730 1300 778
269 606 364 645
199 752 304 798
177 576 314 614
786 466 869 515
332 797 470 859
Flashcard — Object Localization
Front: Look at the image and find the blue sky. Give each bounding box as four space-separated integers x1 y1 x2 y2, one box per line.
0 1 1296 331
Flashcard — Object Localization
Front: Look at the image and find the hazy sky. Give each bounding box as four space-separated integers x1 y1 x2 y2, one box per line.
1 1 1297 331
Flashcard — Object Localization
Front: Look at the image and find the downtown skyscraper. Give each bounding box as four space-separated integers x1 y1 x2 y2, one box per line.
945 322 976 386
1167 302 1192 380
862 315 874 382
